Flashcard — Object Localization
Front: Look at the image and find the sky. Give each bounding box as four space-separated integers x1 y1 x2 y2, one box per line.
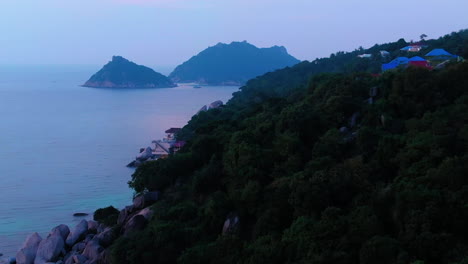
0 0 467 69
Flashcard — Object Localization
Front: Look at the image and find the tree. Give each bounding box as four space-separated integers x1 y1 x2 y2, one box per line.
420 34 428 41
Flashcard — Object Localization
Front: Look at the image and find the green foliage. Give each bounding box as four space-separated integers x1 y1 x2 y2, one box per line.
93 206 119 227
111 30 468 264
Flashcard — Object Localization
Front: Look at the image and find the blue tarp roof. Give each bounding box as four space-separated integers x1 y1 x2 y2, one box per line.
390 57 409 64
382 57 411 71
400 46 411 51
382 62 399 71
426 49 453 57
409 56 426 62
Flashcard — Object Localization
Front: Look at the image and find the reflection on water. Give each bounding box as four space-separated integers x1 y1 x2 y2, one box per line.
0 66 238 258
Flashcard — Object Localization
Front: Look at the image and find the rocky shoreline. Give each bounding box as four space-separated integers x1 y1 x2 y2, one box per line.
3 99 225 264
4 192 159 264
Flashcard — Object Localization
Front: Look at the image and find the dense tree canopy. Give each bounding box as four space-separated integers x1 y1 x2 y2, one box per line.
104 30 468 264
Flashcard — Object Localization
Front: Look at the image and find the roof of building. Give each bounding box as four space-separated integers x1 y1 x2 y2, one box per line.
390 57 409 64
382 62 399 71
153 140 171 154
165 128 182 134
426 49 453 57
409 56 426 62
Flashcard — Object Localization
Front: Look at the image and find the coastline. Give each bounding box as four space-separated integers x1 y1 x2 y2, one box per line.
2 99 226 264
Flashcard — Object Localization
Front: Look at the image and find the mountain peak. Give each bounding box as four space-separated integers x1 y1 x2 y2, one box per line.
111 55 128 63
169 42 300 85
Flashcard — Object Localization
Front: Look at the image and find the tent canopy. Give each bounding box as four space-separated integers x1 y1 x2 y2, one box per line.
426 49 453 57
390 57 409 64
382 62 399 71
409 56 426 62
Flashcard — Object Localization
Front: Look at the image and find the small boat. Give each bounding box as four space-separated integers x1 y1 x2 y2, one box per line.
193 85 202 89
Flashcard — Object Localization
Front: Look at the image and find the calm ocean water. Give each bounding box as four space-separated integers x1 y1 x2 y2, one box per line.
0 65 238 259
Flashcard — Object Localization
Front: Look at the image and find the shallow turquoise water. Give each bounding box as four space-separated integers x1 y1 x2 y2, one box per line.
0 65 238 258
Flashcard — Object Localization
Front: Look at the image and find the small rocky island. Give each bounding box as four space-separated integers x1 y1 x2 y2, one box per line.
83 56 176 88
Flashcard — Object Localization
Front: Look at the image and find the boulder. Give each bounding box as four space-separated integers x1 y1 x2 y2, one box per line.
66 220 89 247
132 192 159 210
349 112 361 128
73 254 88 264
64 256 74 264
123 215 148 235
97 249 111 264
94 228 115 248
117 206 134 226
136 147 152 161
50 225 70 241
136 207 154 220
126 160 137 168
16 232 42 264
208 100 223 109
63 252 74 264
84 234 95 244
222 213 240 235
71 242 86 253
82 240 103 263
73 213 88 217
34 233 64 264
197 105 208 114
339 126 349 134
87 221 98 234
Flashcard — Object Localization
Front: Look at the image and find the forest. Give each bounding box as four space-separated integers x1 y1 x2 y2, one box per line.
101 30 468 264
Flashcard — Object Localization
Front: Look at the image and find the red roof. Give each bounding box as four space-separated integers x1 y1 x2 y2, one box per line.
165 128 181 133
408 61 432 69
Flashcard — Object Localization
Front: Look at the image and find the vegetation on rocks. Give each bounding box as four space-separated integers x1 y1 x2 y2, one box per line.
94 206 120 227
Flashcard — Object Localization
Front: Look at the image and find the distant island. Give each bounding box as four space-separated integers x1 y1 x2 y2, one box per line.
169 41 300 85
83 56 176 88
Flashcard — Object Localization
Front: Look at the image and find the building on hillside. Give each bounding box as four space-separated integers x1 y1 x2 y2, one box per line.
382 57 409 71
152 140 171 159
165 128 181 141
380 50 390 57
358 54 372 58
425 49 457 60
400 42 428 52
401 46 421 52
171 141 186 153
408 56 432 69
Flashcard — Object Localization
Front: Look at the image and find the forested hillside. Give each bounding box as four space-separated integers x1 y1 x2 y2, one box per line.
106 30 468 264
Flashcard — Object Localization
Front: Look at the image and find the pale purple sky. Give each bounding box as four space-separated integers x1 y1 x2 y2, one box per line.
0 0 467 68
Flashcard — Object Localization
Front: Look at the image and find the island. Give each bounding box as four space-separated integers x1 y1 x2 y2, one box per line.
83 56 176 88
169 41 300 85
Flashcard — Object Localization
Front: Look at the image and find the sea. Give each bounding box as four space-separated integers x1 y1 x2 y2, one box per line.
0 65 238 259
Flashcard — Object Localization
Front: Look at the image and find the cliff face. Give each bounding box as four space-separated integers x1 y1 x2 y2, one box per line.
83 56 176 88
169 41 300 85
